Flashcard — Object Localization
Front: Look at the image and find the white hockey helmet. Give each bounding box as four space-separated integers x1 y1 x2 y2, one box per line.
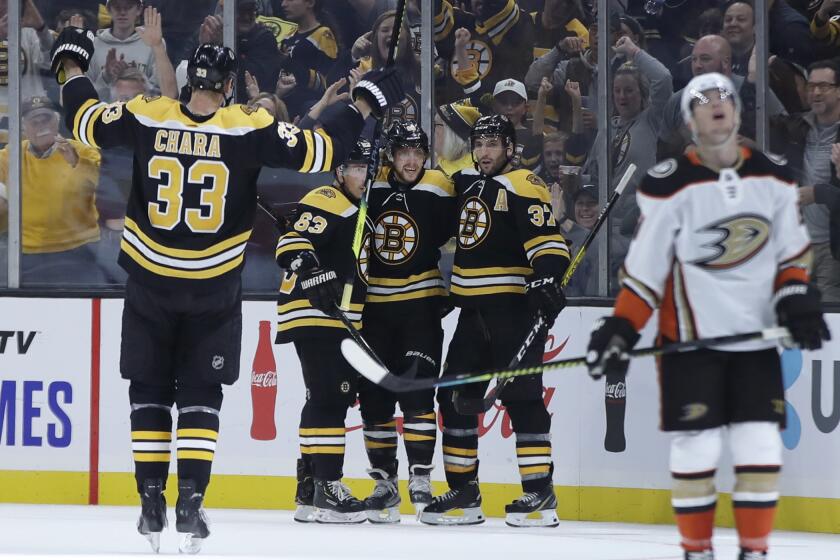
680 72 741 126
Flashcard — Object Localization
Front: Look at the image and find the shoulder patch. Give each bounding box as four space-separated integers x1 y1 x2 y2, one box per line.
648 158 678 178
301 186 356 217
240 104 257 116
500 169 551 202
316 187 337 198
526 173 547 188
142 95 161 103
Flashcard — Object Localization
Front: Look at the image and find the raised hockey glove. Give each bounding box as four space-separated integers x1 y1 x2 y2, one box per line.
525 274 567 327
775 282 831 350
586 316 640 381
352 67 405 119
50 26 95 84
291 251 342 315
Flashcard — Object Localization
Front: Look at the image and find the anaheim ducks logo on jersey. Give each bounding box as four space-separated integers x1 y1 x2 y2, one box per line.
458 196 491 249
450 39 492 80
692 213 771 270
373 211 418 264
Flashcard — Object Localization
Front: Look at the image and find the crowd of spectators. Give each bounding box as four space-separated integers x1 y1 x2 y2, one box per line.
0 0 839 299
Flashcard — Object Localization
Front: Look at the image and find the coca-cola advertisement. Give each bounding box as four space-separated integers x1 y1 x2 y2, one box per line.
250 320 278 440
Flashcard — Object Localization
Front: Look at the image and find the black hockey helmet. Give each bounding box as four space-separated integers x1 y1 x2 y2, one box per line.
470 114 516 149
385 120 429 159
187 44 237 93
345 138 373 165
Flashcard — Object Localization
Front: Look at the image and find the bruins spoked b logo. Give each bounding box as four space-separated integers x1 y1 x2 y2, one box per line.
373 212 418 264
458 197 490 249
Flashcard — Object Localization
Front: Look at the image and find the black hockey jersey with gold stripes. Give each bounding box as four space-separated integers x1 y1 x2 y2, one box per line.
274 185 370 343
451 167 570 308
365 168 458 309
60 74 363 290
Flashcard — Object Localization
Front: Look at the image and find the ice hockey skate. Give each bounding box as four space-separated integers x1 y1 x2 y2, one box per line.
684 551 714 560
738 550 766 560
136 478 167 553
364 468 400 523
175 479 210 554
294 459 316 523
313 479 367 523
504 484 559 527
419 480 485 525
408 467 433 515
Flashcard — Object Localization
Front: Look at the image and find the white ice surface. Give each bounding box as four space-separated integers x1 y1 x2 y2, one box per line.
0 504 838 560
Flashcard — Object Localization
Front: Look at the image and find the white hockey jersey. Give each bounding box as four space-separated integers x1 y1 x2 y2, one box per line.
614 148 812 351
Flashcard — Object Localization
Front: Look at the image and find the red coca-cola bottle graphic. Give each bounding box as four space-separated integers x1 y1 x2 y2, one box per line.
250 321 278 440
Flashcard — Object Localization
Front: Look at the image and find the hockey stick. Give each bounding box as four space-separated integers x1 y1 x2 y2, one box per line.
452 164 637 414
338 0 408 312
342 327 791 393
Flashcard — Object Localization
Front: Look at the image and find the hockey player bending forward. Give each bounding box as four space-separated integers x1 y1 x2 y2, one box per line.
357 121 458 522
421 115 570 527
50 26 402 551
275 139 375 524
586 73 830 560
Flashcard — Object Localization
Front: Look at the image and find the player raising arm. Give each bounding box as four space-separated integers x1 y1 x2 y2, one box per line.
49 26 403 554
585 73 830 560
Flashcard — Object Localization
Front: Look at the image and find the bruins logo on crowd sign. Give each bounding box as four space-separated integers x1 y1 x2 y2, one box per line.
450 39 493 80
373 211 418 264
458 197 491 249
692 213 770 270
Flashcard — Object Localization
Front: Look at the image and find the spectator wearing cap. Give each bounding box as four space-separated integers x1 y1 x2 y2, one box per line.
491 78 543 170
0 97 106 285
231 0 281 103
657 34 787 159
435 102 480 176
87 0 165 99
775 60 840 302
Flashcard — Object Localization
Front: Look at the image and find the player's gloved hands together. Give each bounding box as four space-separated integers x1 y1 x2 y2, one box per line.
775 282 831 350
50 26 95 84
291 250 342 315
585 316 640 380
525 274 566 327
352 67 405 119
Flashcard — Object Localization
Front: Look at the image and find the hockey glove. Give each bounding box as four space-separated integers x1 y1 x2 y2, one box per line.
585 316 640 380
352 67 405 119
291 251 342 315
525 274 566 327
775 282 831 350
50 26 95 84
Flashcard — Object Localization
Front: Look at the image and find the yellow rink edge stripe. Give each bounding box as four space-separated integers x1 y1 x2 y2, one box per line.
0 471 837 534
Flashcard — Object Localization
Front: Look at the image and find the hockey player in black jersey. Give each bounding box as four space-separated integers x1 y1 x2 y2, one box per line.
357 121 458 522
50 26 402 551
274 139 374 524
586 73 830 560
420 115 570 527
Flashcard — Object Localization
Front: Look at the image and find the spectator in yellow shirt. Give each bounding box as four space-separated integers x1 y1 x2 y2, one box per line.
0 96 106 285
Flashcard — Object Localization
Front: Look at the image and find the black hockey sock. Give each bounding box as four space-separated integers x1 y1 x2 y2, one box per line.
129 381 175 494
506 401 553 492
300 401 348 481
175 385 223 495
402 410 437 475
363 418 398 477
438 388 479 488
